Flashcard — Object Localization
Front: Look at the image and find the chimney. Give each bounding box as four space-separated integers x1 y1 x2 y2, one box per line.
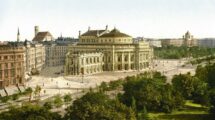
79 30 81 37
97 30 99 37
35 26 39 37
105 25 108 30
88 26 91 31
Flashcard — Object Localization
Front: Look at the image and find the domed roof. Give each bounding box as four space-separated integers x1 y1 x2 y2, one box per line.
185 31 191 36
100 28 131 38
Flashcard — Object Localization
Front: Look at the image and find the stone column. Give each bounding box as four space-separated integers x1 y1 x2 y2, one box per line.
112 45 115 71
78 57 81 75
128 52 131 70
122 52 124 70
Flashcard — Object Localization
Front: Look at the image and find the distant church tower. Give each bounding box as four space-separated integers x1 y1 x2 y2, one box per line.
17 28 20 42
35 26 39 37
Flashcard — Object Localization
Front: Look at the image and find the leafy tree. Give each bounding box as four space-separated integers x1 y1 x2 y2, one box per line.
64 92 136 120
121 76 183 113
99 82 108 92
34 85 42 100
108 80 123 90
0 96 10 103
137 106 149 120
131 96 137 112
53 94 63 108
24 87 33 102
64 94 72 106
43 101 53 110
154 46 215 59
209 89 215 114
172 73 195 99
195 65 208 82
172 73 210 105
12 93 19 101
0 104 61 120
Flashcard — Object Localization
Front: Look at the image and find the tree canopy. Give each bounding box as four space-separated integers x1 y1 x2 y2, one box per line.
0 104 61 120
64 92 136 120
120 73 184 113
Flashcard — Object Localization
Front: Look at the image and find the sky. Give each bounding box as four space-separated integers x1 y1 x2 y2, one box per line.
0 0 215 41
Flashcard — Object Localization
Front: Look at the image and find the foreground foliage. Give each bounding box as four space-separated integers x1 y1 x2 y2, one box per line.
0 104 61 120
64 92 136 120
154 46 215 59
120 73 184 113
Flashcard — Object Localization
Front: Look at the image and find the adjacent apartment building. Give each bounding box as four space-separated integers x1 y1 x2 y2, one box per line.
44 42 68 67
24 41 46 73
0 43 25 88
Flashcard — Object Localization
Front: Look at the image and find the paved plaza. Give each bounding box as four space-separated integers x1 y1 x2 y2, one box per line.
25 59 196 100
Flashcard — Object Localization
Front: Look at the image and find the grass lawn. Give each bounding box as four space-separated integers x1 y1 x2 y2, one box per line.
148 101 214 120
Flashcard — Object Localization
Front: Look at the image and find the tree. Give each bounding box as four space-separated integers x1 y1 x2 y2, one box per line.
209 89 215 114
172 73 195 99
121 76 184 113
1 96 10 103
12 93 19 101
172 72 211 106
64 92 136 120
24 87 33 102
137 106 149 120
43 101 53 110
0 104 61 120
63 94 72 106
131 96 137 112
34 85 42 100
99 82 108 92
53 95 63 108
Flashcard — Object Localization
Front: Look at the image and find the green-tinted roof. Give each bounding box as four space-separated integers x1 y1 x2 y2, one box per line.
100 28 131 38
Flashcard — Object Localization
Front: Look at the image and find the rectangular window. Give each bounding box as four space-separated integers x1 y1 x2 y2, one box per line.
4 56 8 60
5 63 8 68
0 70 2 78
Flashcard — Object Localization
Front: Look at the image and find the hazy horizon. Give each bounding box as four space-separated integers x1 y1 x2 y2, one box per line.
0 0 215 41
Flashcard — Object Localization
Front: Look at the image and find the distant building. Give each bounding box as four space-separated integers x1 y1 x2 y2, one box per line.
55 36 79 44
161 38 183 47
183 31 197 47
161 31 197 47
44 42 68 67
133 37 161 47
65 26 153 75
0 43 25 88
146 39 162 47
24 41 46 73
32 26 54 42
198 38 215 48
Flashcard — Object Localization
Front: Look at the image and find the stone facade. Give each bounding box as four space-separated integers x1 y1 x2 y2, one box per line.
161 31 197 47
183 31 197 47
198 38 215 48
65 27 153 75
44 42 68 67
0 43 25 88
161 39 184 47
24 41 45 73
